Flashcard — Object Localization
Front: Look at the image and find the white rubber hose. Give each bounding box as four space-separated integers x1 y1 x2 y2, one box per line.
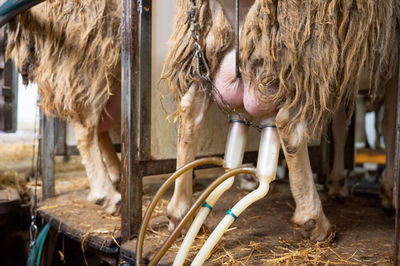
173 115 249 266
191 117 280 265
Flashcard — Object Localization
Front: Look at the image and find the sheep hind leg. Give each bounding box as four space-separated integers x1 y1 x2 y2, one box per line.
276 110 332 241
166 85 210 231
327 104 351 199
73 122 121 215
98 131 121 187
381 76 397 209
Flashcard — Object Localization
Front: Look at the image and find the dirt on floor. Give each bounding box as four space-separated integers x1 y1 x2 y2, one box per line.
132 174 394 265
0 144 394 265
0 142 87 201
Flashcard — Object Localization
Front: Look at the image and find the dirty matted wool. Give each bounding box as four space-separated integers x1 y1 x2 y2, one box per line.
160 0 234 104
162 0 399 143
6 0 121 126
240 0 399 140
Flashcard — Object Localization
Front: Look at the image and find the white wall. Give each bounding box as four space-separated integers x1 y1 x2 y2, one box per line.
0 75 38 143
17 76 39 130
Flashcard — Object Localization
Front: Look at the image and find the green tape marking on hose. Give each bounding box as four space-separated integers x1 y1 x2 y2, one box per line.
201 201 213 211
226 209 238 221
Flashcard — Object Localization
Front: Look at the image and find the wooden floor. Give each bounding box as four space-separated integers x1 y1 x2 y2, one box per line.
38 189 121 254
120 175 394 265
2 145 393 265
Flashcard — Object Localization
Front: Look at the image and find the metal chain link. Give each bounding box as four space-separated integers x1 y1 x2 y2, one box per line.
186 0 210 80
137 0 142 13
29 215 38 247
186 0 264 130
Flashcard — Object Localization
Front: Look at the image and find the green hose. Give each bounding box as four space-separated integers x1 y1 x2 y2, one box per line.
27 223 50 266
36 223 50 266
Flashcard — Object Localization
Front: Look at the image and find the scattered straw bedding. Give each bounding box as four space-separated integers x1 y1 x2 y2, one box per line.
0 143 33 164
0 142 86 201
161 0 400 141
0 143 34 200
19 173 394 265
1 144 393 264
137 179 393 265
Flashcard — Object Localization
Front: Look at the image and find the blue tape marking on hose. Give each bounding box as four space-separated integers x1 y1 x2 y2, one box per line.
226 209 238 221
201 201 213 211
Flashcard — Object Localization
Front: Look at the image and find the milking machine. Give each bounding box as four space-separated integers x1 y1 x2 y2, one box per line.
136 115 280 265
135 0 281 263
173 114 249 266
192 117 280 265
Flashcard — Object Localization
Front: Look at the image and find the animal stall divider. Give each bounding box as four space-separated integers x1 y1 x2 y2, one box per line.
41 114 55 199
394 49 400 266
0 29 18 133
121 0 145 241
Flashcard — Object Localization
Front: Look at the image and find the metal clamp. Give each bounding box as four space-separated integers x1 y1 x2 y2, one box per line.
29 215 38 247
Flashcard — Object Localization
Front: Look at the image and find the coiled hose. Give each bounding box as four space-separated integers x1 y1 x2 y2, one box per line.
136 157 255 265
136 157 224 265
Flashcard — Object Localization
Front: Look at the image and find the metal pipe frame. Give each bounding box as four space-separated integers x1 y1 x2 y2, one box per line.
121 0 150 241
41 113 55 199
393 52 400 266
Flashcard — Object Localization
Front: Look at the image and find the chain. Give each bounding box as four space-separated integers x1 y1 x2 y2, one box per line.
186 0 209 80
29 98 40 248
185 0 264 130
29 216 38 248
137 0 142 13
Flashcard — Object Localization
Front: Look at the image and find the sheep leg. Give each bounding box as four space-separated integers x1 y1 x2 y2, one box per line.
381 76 397 208
166 85 210 231
276 110 332 241
98 131 121 186
72 122 121 215
327 104 351 199
374 104 382 150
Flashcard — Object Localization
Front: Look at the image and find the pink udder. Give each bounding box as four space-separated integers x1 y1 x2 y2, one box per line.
214 49 277 117
98 88 121 132
213 49 244 110
243 80 277 117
